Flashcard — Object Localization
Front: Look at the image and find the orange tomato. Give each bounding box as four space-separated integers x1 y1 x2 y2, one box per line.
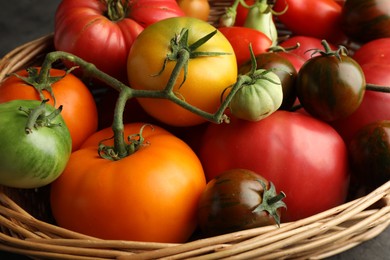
50 123 206 243
177 0 210 21
0 68 98 151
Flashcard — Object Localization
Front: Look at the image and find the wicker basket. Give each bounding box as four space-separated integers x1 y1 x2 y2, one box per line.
1 1 390 259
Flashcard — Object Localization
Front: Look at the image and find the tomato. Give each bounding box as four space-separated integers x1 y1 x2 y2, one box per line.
296 43 366 122
279 36 338 62
197 169 286 237
352 38 390 66
341 0 390 43
234 0 255 26
274 0 346 44
127 17 237 126
348 120 390 194
0 67 98 151
0 100 71 188
229 69 283 121
330 63 390 144
177 0 210 21
50 123 206 243
239 51 298 110
218 26 272 67
198 111 350 222
54 0 184 83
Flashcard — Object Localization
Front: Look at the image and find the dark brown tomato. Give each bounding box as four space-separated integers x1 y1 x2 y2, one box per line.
296 52 366 122
341 0 390 43
348 120 390 194
197 169 285 237
239 52 298 110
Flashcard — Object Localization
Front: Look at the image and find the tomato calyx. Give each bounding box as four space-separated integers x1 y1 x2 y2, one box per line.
253 180 286 226
12 66 77 107
307 39 347 61
98 124 151 161
18 99 64 134
103 0 129 22
154 28 231 89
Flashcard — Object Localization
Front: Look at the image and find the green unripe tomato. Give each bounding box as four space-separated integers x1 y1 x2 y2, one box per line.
229 69 283 121
0 100 72 188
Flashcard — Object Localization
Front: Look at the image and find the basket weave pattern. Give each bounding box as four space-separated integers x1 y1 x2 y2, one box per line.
1 1 390 259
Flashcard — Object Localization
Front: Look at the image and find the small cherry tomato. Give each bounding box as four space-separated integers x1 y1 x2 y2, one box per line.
177 0 210 21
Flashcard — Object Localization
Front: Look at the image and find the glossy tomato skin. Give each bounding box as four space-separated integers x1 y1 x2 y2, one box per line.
279 36 338 62
218 26 272 67
127 17 237 126
0 100 72 188
296 54 366 122
50 123 206 243
274 0 346 44
177 0 210 21
341 0 390 43
239 52 297 110
0 68 98 151
331 63 390 145
54 0 184 82
348 120 390 193
199 111 350 222
197 169 283 237
352 38 390 66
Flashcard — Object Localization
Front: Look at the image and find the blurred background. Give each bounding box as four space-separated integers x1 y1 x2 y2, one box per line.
0 1 389 259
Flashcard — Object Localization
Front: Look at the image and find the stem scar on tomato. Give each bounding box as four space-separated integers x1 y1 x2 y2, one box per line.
152 28 232 88
98 124 152 161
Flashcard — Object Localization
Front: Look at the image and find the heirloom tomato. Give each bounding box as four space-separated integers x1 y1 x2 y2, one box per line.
348 120 390 193
218 26 272 67
296 43 366 122
177 0 210 21
127 17 237 126
0 100 71 189
352 38 390 66
229 69 283 121
274 0 346 44
239 51 298 110
197 169 286 236
279 36 338 62
331 63 390 144
0 67 98 151
50 123 206 243
199 111 350 222
341 0 390 43
54 0 184 82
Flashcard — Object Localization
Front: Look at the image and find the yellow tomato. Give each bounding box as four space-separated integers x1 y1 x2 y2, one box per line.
127 17 237 126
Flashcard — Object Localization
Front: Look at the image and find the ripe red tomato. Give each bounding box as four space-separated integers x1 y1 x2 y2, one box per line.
51 123 206 243
274 0 346 44
54 0 184 83
234 0 255 26
198 111 350 222
177 0 210 21
0 67 98 151
279 36 338 62
352 38 390 66
218 26 273 67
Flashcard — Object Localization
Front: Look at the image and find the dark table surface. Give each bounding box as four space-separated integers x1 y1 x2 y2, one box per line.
0 1 389 259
